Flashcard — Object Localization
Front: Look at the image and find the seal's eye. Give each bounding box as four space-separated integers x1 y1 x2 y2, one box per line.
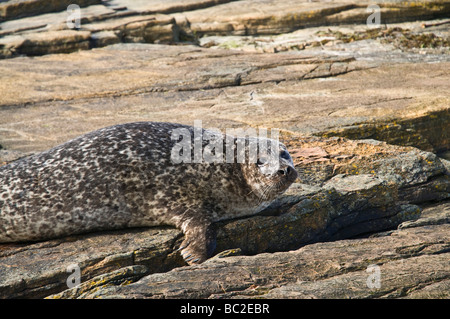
280 150 290 160
257 157 267 166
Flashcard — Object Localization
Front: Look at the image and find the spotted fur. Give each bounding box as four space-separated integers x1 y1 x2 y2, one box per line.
0 122 297 263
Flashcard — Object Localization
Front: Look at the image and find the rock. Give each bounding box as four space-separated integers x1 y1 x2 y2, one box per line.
89 30 120 47
0 14 179 58
287 137 450 203
0 5 116 37
1 137 448 298
2 1 449 58
0 42 448 154
0 2 448 152
175 0 450 36
399 202 450 229
0 149 29 165
199 22 450 55
46 265 150 299
82 14 179 43
55 221 449 299
402 278 450 299
0 0 102 22
0 0 449 299
0 227 184 299
106 0 238 15
214 136 450 254
0 43 363 152
13 30 91 56
262 251 449 299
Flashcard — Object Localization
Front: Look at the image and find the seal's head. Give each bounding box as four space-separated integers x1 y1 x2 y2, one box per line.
239 137 298 204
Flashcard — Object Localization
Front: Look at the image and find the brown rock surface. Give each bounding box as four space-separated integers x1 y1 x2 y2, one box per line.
0 0 101 21
174 0 450 36
0 43 448 155
0 0 449 299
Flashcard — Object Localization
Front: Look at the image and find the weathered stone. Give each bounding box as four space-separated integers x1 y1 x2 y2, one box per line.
0 30 95 58
0 227 184 299
46 265 150 299
82 14 178 43
175 0 450 37
0 149 29 165
199 21 450 55
43 201 450 299
0 0 449 300
0 42 448 154
13 30 91 56
90 30 121 48
213 137 450 255
399 202 450 229
402 278 450 299
0 14 179 58
106 0 237 15
2 1 449 59
0 0 101 22
320 109 450 155
262 253 449 299
1 136 448 298
286 137 450 204
0 5 116 37
59 222 449 299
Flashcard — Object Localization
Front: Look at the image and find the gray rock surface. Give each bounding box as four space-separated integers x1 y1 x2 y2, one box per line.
0 227 184 298
50 215 450 299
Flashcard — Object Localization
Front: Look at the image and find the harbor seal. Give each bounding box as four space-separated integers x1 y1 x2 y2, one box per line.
0 122 297 264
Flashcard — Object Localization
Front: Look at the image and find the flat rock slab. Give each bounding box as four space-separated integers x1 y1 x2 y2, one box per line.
0 0 101 21
0 42 448 155
105 0 237 15
173 0 450 36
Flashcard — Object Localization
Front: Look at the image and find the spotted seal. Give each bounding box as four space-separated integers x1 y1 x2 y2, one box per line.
0 122 297 264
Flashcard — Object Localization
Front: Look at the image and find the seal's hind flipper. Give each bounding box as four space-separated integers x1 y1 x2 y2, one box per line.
178 216 216 265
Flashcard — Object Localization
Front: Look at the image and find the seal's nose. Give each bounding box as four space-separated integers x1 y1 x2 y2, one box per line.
277 166 298 181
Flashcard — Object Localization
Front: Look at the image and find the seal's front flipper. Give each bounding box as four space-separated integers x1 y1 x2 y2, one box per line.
178 220 216 265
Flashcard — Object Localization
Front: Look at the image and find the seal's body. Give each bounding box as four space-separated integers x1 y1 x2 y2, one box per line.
0 122 297 263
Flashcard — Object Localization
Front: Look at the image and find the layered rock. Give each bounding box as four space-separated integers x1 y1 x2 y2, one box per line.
0 0 101 21
0 42 449 156
2 0 450 59
0 0 449 299
1 137 449 298
48 206 450 299
175 0 450 36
